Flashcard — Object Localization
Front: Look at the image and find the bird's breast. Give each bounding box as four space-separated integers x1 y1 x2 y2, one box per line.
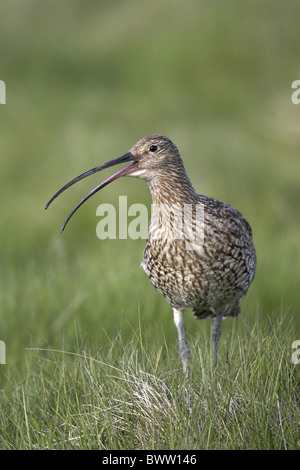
142 197 256 310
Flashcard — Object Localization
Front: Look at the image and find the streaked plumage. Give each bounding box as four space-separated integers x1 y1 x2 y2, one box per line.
46 135 256 373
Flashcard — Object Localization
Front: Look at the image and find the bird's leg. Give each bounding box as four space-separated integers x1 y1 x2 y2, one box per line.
212 311 223 368
173 308 190 376
173 307 191 410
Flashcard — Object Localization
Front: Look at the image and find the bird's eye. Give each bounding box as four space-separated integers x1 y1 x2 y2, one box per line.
149 144 158 152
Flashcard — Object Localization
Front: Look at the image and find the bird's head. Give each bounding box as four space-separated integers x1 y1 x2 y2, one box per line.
127 135 183 179
45 135 184 232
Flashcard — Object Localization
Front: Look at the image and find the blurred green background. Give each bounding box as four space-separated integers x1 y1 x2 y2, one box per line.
1 0 300 368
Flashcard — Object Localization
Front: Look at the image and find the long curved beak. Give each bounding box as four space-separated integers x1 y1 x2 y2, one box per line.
45 152 139 232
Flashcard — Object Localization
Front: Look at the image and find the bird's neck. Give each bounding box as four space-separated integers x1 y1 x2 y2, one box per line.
147 172 198 206
146 171 202 247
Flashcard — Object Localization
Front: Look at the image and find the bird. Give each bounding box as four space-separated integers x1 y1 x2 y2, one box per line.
45 135 256 374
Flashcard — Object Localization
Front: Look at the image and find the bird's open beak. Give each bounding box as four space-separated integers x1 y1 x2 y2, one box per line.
45 152 140 232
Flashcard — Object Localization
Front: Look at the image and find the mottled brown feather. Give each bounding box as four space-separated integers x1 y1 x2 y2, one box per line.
134 136 256 320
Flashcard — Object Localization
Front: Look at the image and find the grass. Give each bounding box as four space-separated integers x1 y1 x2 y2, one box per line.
1 314 299 450
1 0 300 450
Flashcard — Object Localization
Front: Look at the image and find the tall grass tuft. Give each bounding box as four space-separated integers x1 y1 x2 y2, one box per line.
1 314 299 450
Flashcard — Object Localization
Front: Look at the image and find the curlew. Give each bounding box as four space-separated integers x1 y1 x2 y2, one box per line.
46 135 256 373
